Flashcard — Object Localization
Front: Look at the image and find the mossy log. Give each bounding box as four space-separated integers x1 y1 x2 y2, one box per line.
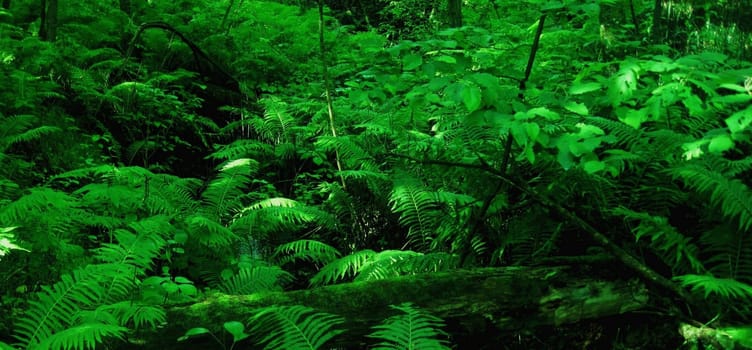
140 265 649 349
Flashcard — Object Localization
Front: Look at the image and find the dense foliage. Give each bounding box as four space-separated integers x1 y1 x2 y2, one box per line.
1 0 751 349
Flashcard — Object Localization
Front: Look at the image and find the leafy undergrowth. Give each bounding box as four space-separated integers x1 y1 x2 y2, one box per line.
1 0 751 349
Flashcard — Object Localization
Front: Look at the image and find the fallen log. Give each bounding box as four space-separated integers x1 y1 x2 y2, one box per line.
137 264 649 349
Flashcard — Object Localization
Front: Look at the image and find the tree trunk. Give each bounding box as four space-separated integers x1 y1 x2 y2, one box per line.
135 265 650 349
446 0 462 27
38 0 57 41
119 0 131 16
650 0 663 44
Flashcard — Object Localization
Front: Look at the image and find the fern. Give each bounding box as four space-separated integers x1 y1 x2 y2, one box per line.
675 274 752 300
310 249 377 286
13 268 106 347
700 223 752 283
201 158 258 221
273 239 341 266
35 323 128 350
614 207 705 274
249 305 345 350
671 164 752 232
315 135 378 171
99 302 166 329
390 183 441 249
208 139 273 161
0 114 60 152
186 214 239 249
368 303 450 350
231 198 335 241
218 265 292 295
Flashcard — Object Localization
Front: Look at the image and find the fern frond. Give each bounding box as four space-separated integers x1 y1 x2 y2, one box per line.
700 223 752 283
259 96 297 144
99 301 166 329
201 158 258 221
586 116 643 148
675 274 752 300
231 198 335 240
614 207 704 273
368 303 450 350
0 187 77 225
353 250 458 281
355 250 423 281
249 305 345 350
219 265 292 295
35 322 128 350
390 184 441 249
208 139 274 161
0 114 60 151
315 135 378 171
671 164 752 231
144 174 201 215
310 249 377 286
273 239 341 266
13 268 104 347
186 215 239 249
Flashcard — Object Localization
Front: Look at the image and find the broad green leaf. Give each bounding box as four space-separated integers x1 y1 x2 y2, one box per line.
527 107 560 120
718 83 748 93
525 122 540 142
576 123 605 137
726 107 752 133
224 321 250 342
461 82 482 112
618 108 647 129
434 55 457 64
178 327 211 341
570 82 602 95
510 123 528 146
402 53 423 71
569 138 601 156
564 101 589 115
178 283 198 297
714 94 752 104
708 134 734 153
583 160 605 174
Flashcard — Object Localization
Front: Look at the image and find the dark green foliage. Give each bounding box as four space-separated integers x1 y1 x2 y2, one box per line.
1 0 752 348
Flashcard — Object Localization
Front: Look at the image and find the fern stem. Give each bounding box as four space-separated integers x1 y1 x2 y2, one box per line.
318 0 346 189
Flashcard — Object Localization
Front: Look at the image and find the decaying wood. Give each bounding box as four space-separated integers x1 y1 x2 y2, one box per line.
137 264 649 349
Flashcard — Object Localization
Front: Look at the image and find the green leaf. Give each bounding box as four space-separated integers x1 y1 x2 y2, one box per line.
708 134 734 153
402 53 423 71
525 122 540 142
619 108 647 129
725 107 752 133
224 321 250 342
583 160 606 174
526 107 560 120
178 327 211 341
718 83 749 93
461 82 482 112
714 94 752 104
722 326 752 348
434 55 456 64
564 101 589 115
569 82 602 95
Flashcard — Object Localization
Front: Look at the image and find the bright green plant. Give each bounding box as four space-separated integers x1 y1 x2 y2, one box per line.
178 321 250 350
368 303 450 350
248 305 345 350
